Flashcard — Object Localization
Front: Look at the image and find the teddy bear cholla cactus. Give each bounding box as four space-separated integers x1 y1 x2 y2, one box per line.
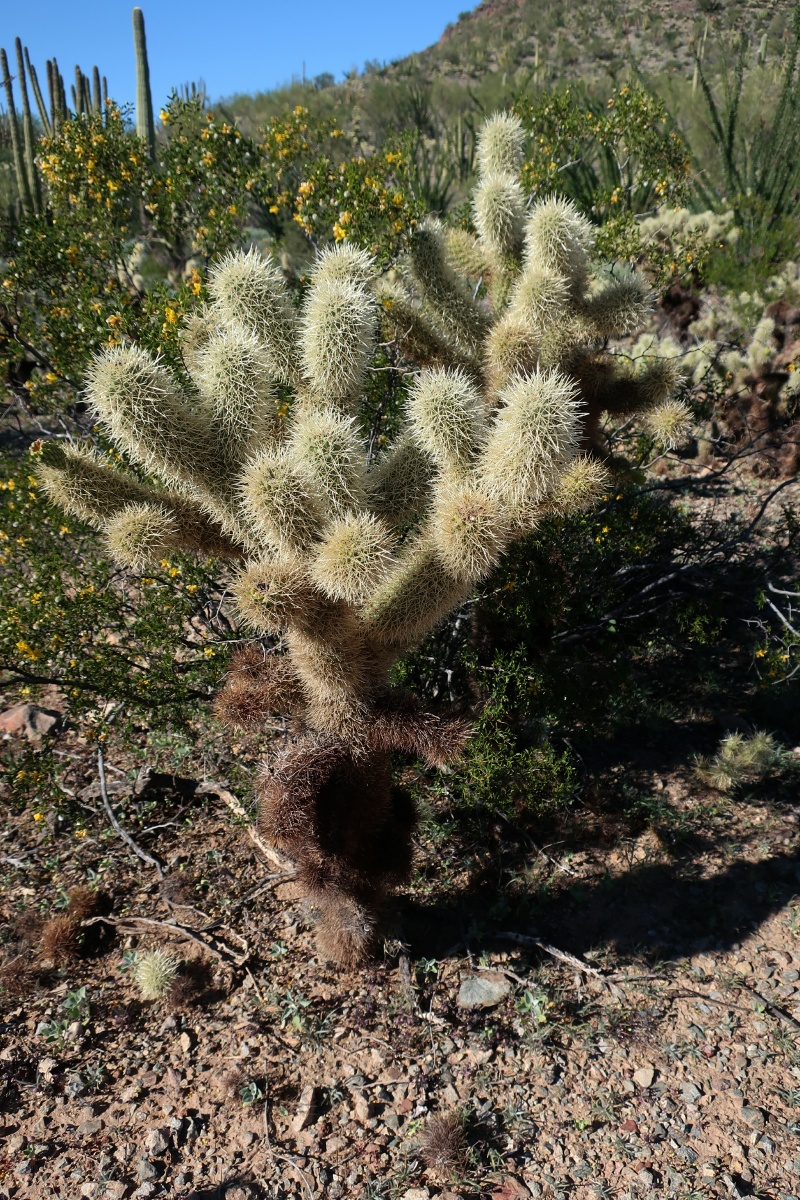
38 112 680 965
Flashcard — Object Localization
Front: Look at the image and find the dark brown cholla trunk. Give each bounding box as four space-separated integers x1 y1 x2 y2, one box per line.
257 738 416 965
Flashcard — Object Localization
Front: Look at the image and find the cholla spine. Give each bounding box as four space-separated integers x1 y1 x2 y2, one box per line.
38 108 678 966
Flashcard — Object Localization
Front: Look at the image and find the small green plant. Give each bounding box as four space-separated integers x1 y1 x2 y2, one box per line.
62 985 90 1024
133 948 179 1000
239 1079 265 1106
516 989 551 1025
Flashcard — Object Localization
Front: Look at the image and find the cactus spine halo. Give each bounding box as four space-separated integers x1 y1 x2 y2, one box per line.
37 107 675 969
476 111 526 176
524 196 596 292
208 248 301 387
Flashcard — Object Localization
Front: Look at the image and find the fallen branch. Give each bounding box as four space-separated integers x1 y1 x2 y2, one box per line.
494 931 606 979
81 913 249 968
98 749 165 878
195 780 294 872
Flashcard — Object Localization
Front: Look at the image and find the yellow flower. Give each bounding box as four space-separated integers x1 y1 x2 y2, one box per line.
75 829 88 839
33 812 45 822
204 646 216 657
755 649 767 658
160 109 169 125
186 584 198 594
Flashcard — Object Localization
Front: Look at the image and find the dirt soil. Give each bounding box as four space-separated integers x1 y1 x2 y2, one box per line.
1 699 799 1200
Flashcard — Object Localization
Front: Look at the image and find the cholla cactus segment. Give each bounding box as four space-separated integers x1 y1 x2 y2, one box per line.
209 248 301 387
582 271 652 338
378 280 478 376
369 435 433 526
85 345 218 493
444 227 494 281
193 326 279 458
134 948 179 1000
239 448 323 551
36 443 155 527
313 243 375 288
547 455 610 514
476 111 526 176
214 647 306 728
104 500 242 566
485 311 541 396
408 366 488 474
472 173 526 259
643 399 694 449
310 512 397 603
509 267 572 331
480 369 584 521
180 304 217 380
289 408 367 515
431 482 511 581
524 197 595 290
361 538 470 648
301 273 377 408
233 554 324 637
633 356 682 408
409 222 489 358
105 502 180 567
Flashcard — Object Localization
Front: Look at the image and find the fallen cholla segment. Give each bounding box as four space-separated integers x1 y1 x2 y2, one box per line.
38 110 682 966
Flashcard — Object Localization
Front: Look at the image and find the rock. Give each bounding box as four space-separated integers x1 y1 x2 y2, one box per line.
225 1187 255 1200
77 1118 103 1137
637 1168 655 1187
402 1191 431 1200
135 1156 160 1182
7 1135 25 1154
740 1105 765 1130
292 1085 318 1134
179 1031 192 1054
143 1128 168 1156
37 1058 57 1083
104 1184 128 1200
0 703 61 740
353 1090 373 1122
457 972 511 1010
633 1068 655 1089
680 1082 701 1102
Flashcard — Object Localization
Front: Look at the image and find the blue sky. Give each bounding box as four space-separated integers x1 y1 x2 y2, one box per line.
1 1 470 111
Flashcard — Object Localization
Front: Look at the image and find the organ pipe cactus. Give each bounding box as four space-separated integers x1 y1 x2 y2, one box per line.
38 112 680 965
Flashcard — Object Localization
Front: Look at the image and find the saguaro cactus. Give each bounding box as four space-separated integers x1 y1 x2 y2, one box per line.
39 112 681 965
132 7 155 159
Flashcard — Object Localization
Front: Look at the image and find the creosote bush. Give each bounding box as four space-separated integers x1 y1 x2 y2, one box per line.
37 111 679 966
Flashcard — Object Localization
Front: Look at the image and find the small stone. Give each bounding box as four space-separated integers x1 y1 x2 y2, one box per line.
143 1128 168 1156
457 973 511 1010
179 1032 192 1054
225 1186 254 1200
401 1191 430 1200
14 1160 33 1177
135 1156 159 1182
7 1134 25 1154
681 1082 701 1102
104 1184 128 1200
38 1058 58 1083
292 1085 318 1134
637 1169 654 1187
740 1106 765 1130
633 1068 654 1089
353 1090 373 1122
78 1118 103 1137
